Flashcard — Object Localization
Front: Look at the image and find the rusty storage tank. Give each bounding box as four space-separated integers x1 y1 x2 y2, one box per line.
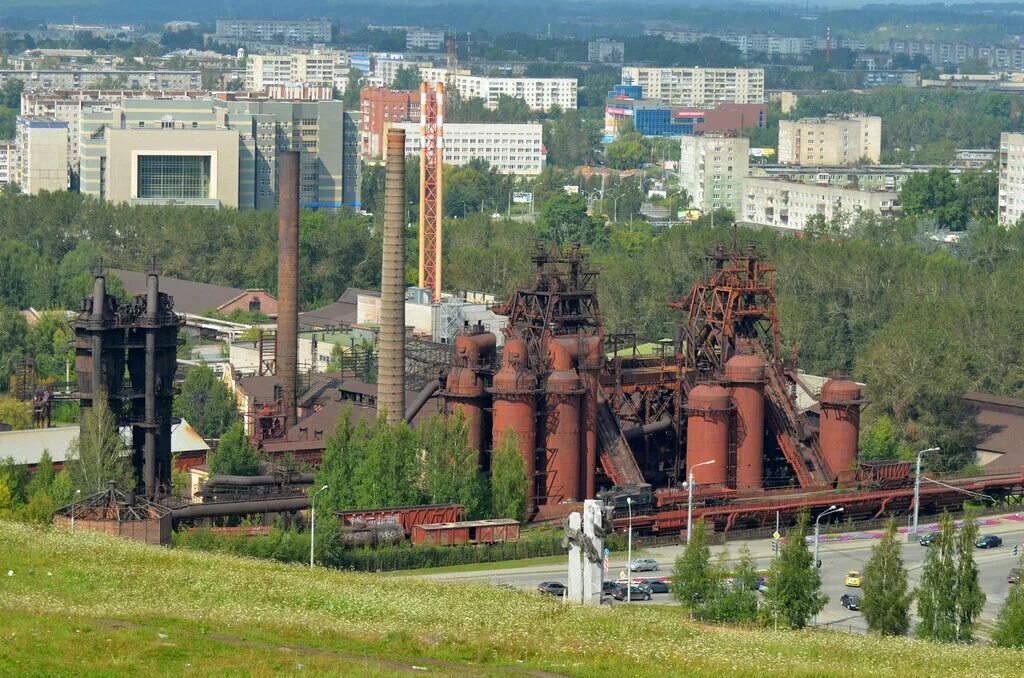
578 336 603 500
446 365 488 456
819 379 863 484
491 339 538 512
455 333 497 367
685 384 730 486
725 354 766 490
544 342 582 504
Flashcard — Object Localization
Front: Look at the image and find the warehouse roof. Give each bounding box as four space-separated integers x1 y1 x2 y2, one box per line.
111 269 276 317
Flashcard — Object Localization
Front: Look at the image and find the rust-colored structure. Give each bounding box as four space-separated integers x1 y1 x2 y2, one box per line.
545 339 583 503
379 128 407 423
725 353 766 490
418 81 444 302
276 150 300 429
491 338 539 511
411 519 520 546
819 378 865 485
685 384 730 486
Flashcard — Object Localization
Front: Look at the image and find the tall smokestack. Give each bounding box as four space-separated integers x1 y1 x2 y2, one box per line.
379 128 407 423
277 150 300 429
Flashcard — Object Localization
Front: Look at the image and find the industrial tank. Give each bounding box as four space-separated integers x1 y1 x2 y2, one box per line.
725 354 766 490
685 384 730 486
454 333 497 367
544 341 582 503
446 365 487 455
579 336 604 500
491 339 539 512
818 379 863 484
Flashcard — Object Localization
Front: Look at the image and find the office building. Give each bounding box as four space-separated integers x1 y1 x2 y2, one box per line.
79 97 360 210
0 141 16 185
15 116 69 194
679 134 749 214
778 116 882 166
359 87 421 157
407 28 446 51
604 82 764 140
214 19 332 44
999 133 1024 226
245 52 348 92
742 177 900 231
619 67 764 107
588 39 624 64
0 70 202 93
392 122 545 175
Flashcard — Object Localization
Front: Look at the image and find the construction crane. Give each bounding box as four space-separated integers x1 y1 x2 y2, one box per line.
418 81 444 302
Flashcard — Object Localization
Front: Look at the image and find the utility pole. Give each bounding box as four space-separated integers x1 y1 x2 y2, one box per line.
912 447 940 534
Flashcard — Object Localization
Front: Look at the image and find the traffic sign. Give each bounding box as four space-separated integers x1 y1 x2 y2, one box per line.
773 531 781 540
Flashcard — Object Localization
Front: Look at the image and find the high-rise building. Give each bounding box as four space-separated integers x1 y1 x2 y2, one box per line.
588 39 624 64
618 67 764 107
0 70 202 92
679 134 749 214
742 177 900 231
999 132 1024 226
214 19 332 44
422 73 577 111
245 52 348 92
0 140 16 185
778 116 882 166
359 87 421 158
406 28 446 51
15 116 68 194
392 122 545 175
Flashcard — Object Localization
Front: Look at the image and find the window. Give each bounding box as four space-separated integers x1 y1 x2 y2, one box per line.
137 155 211 200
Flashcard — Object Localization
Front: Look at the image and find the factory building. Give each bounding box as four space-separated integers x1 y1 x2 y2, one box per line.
679 134 749 214
15 116 68 194
619 67 765 107
392 121 545 175
741 176 900 231
778 116 882 166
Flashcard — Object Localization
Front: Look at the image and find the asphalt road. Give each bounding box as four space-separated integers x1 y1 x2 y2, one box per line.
420 514 1024 631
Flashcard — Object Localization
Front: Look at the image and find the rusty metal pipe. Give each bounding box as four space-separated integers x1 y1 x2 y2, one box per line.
277 151 300 429
405 379 440 423
171 496 310 520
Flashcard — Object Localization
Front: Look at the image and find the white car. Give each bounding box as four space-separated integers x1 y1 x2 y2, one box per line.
629 558 659 572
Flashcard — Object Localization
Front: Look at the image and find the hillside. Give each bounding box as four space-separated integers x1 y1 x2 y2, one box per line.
1 521 1022 677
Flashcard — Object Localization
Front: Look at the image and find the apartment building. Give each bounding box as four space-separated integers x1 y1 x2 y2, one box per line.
749 164 941 193
79 97 360 210
359 87 421 157
214 19 332 44
777 116 882 166
619 67 764 106
245 52 348 92
890 39 1024 69
742 177 900 231
392 122 545 175
407 28 446 51
588 39 624 64
421 72 576 111
678 134 749 214
0 70 202 92
999 133 1024 226
650 30 866 57
15 116 68 194
0 141 16 185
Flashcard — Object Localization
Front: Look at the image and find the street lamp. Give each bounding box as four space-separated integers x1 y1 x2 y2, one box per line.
612 194 624 223
814 505 844 570
71 489 81 532
626 496 633 604
913 447 941 534
309 484 328 568
684 460 716 544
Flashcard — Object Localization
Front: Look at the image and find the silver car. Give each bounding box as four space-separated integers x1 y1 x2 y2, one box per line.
629 558 659 572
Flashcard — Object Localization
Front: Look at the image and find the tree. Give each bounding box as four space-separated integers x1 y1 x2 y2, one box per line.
861 519 912 635
173 364 238 438
314 407 372 513
65 397 135 494
0 396 31 430
351 414 423 509
207 421 261 476
490 429 528 521
420 413 489 519
762 510 826 629
342 68 363 109
671 518 715 614
993 554 1024 648
26 449 55 499
392 65 421 91
703 546 760 623
0 306 30 391
859 416 914 462
605 132 646 170
535 192 605 246
916 510 985 642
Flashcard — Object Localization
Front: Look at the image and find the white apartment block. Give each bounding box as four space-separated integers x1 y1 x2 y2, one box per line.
0 70 202 93
778 116 882 166
0 141 15 185
421 72 577 111
588 39 624 63
619 67 764 106
679 135 749 214
15 116 68 194
245 52 348 92
214 19 332 44
999 132 1024 226
407 28 445 51
393 122 545 175
742 177 900 231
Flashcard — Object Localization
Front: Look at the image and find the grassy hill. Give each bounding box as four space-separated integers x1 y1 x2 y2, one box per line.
1 521 1023 677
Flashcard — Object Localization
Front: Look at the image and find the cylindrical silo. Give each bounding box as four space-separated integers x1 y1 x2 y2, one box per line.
445 365 487 456
819 379 862 484
492 339 538 513
686 384 730 486
454 333 497 368
579 336 603 500
544 341 581 504
725 354 766 491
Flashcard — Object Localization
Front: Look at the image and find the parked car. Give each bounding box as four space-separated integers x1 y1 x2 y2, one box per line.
613 584 652 601
976 535 1003 549
840 594 861 611
844 570 863 587
537 581 566 597
602 581 620 596
630 558 659 572
919 532 939 547
757 580 769 595
643 579 671 594
1008 568 1021 585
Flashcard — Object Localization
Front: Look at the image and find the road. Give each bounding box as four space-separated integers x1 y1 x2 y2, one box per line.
419 513 1024 632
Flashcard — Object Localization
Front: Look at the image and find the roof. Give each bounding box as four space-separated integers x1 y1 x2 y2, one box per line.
111 269 274 316
299 287 379 329
0 419 209 465
964 392 1024 471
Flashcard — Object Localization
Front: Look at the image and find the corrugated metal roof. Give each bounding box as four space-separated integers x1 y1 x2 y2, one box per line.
0 419 209 465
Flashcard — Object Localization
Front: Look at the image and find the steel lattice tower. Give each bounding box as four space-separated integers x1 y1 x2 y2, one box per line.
419 81 444 302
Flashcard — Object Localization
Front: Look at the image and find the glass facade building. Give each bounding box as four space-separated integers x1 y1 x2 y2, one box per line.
137 155 211 199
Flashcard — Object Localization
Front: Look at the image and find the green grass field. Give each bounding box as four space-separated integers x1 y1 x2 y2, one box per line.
2 520 1023 677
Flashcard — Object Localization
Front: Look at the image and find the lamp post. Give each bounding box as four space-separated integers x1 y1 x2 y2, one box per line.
685 460 716 544
309 484 328 568
913 447 941 534
626 496 633 604
814 505 843 570
71 489 81 532
612 194 624 223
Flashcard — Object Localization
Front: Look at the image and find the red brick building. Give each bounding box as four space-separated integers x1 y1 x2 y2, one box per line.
359 87 421 158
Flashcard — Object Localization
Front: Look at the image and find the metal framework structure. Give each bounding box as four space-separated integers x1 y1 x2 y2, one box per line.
418 81 444 302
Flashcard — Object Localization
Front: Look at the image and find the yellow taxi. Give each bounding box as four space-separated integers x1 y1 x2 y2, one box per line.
845 570 862 587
